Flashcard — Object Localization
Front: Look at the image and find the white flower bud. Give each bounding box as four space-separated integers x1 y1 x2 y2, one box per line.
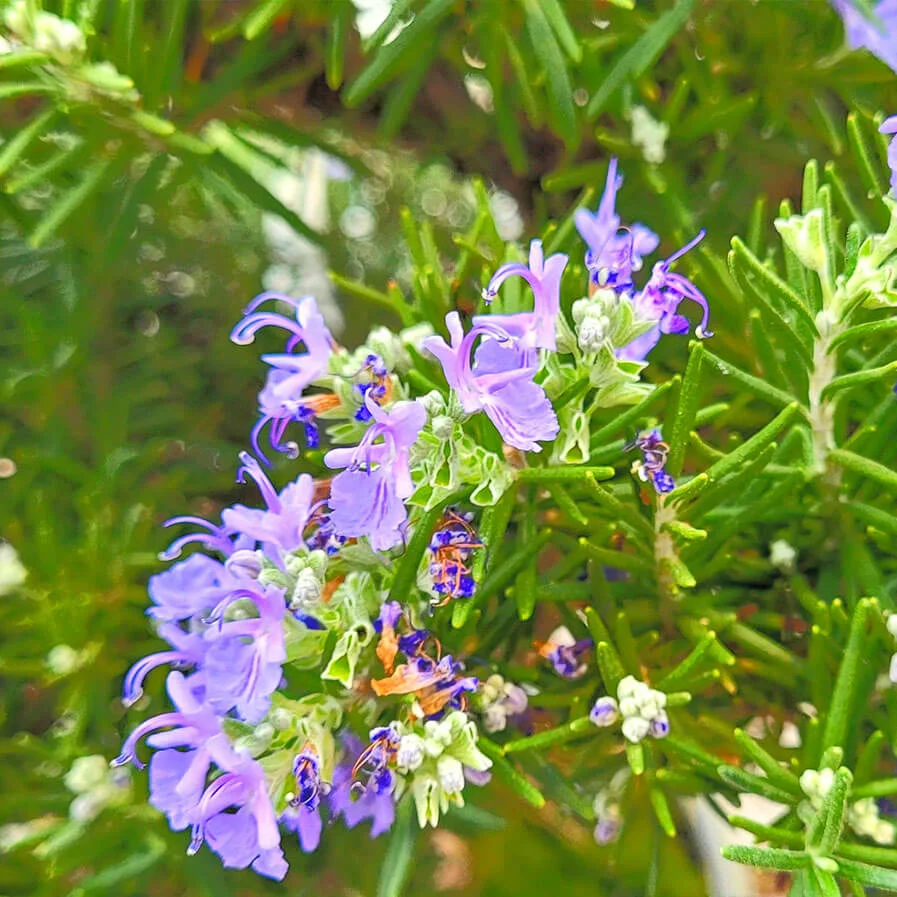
431 414 454 439
618 697 639 718
396 734 426 772
621 716 651 743
46 644 79 676
226 549 262 579
617 676 639 700
483 704 507 734
69 792 105 823
65 756 109 794
888 614 897 639
769 539 797 572
436 755 465 794
874 820 896 846
0 542 27 596
291 567 322 608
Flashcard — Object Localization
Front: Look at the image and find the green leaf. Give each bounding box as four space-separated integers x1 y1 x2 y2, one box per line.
717 765 799 804
834 858 897 889
516 465 614 483
669 402 801 503
521 0 577 147
377 797 417 897
243 0 291 40
478 738 546 808
539 0 582 62
821 362 897 400
829 317 897 351
325 0 351 89
0 107 56 179
626 741 645 775
650 787 677 836
344 0 456 107
732 729 802 795
29 158 111 248
0 82 55 99
822 598 873 751
502 716 592 754
453 530 553 627
816 767 852 857
830 450 897 494
721 845 810 871
666 341 704 477
700 348 794 410
586 0 695 119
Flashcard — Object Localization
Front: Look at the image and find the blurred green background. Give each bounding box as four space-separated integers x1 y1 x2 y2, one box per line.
0 0 894 894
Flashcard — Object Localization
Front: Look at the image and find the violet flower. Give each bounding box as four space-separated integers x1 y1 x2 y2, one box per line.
574 158 659 289
422 312 559 453
115 672 244 812
618 230 711 362
221 452 314 561
328 733 396 838
630 429 675 494
201 585 288 723
324 397 427 552
122 624 208 707
231 293 335 462
881 115 897 194
280 749 328 852
477 240 568 354
832 0 897 73
188 755 286 880
147 554 240 623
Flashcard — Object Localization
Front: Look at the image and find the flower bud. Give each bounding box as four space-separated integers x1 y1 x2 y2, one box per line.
436 755 465 794
589 696 620 728
621 716 651 744
226 549 262 579
397 734 426 772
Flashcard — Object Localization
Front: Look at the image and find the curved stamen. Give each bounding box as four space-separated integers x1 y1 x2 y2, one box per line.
112 712 183 769
122 651 195 707
230 312 305 347
236 452 281 512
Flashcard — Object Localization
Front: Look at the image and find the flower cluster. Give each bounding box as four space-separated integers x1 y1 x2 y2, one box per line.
800 769 897 846
116 156 709 878
590 676 670 744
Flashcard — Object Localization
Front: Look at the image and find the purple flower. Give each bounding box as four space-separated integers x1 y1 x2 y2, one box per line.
590 696 620 728
188 756 286 880
160 514 248 562
881 115 897 194
281 802 323 853
329 759 395 838
537 626 591 679
629 429 675 495
329 731 397 837
231 293 335 462
422 312 559 453
202 585 288 723
477 240 568 353
618 231 711 362
147 554 240 623
115 673 243 797
221 453 314 561
324 398 427 551
122 624 207 707
574 158 659 289
833 0 897 73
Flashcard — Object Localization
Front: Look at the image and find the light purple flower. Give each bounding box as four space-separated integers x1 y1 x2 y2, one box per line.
122 624 207 707
231 293 335 463
281 803 323 852
114 671 242 777
147 554 240 623
422 312 559 453
202 584 288 723
221 452 314 561
881 115 897 194
618 230 711 362
477 240 568 353
329 735 395 837
189 755 286 880
574 158 659 289
324 397 427 551
833 0 897 73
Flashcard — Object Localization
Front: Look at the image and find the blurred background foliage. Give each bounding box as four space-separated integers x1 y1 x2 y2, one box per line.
0 0 895 895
